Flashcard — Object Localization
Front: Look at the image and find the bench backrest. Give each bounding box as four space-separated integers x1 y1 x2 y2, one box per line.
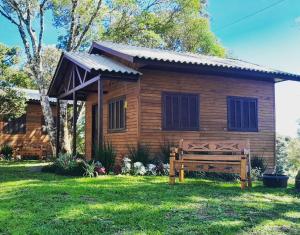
180 139 250 155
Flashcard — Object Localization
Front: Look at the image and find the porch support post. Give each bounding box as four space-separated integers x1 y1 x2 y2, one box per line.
56 99 60 157
97 76 103 147
72 91 77 156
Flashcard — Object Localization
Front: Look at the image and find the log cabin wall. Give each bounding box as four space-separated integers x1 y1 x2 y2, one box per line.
138 69 276 167
0 102 55 158
85 80 140 160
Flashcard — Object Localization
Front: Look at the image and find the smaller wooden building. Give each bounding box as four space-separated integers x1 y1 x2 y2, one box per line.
48 41 300 167
0 88 55 158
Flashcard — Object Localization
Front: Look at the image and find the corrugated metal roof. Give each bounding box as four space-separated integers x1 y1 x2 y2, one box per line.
65 52 141 75
95 41 300 79
15 88 57 103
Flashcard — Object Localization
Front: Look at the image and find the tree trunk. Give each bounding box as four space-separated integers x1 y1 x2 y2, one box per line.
39 88 57 156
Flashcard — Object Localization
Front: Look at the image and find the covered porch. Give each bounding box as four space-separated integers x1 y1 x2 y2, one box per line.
48 52 141 157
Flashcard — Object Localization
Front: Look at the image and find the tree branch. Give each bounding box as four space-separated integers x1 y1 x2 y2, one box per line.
73 0 102 51
38 0 48 55
66 0 79 51
0 6 19 26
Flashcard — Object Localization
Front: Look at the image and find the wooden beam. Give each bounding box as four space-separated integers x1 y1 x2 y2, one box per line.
56 99 60 157
72 92 77 156
58 75 101 99
97 77 103 147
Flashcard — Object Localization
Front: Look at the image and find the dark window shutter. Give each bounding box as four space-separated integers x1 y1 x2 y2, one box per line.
163 92 199 130
189 95 199 129
228 97 258 132
180 95 189 129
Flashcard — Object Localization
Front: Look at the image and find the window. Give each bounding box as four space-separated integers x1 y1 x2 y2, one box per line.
162 92 199 131
227 96 258 132
108 97 126 131
3 114 26 134
41 116 57 135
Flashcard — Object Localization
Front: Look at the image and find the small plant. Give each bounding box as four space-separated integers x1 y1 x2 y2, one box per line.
94 161 106 175
0 144 13 160
251 155 267 173
56 153 77 171
127 143 150 166
84 161 96 177
94 141 116 174
133 162 146 175
121 157 132 174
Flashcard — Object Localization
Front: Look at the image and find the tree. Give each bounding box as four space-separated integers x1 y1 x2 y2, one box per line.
0 80 27 118
0 0 103 155
101 0 225 56
0 43 35 88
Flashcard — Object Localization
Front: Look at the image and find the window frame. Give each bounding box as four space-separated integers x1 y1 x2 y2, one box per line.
3 114 27 134
227 96 258 132
108 96 126 132
162 92 200 131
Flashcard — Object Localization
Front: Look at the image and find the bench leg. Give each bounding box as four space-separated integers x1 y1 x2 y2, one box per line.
241 157 247 190
169 154 176 185
179 164 184 183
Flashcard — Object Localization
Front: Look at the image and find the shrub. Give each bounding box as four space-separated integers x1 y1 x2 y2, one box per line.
251 155 267 173
56 153 77 171
127 143 150 166
94 141 116 174
41 153 85 176
159 139 175 164
0 144 13 160
275 136 290 175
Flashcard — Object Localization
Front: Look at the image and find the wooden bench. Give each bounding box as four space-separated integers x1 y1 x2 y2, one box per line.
169 140 252 189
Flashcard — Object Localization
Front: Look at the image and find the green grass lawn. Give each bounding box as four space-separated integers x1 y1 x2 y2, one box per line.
0 161 300 235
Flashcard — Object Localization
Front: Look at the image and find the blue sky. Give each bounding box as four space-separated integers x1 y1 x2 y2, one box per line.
1 0 300 136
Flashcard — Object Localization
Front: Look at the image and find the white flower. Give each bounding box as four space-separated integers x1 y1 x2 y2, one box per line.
147 164 156 175
133 162 146 175
121 157 132 174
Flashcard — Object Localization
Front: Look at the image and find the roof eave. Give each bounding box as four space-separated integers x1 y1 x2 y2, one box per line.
90 41 135 63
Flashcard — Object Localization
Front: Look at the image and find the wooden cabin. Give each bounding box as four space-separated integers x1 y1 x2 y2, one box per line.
0 88 55 159
48 41 300 167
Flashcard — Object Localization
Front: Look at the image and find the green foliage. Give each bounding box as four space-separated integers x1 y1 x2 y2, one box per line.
287 138 300 173
127 143 150 165
0 80 27 119
251 155 267 173
0 144 13 160
84 161 96 178
94 141 116 173
101 0 225 57
276 136 290 175
0 44 35 89
55 153 78 171
159 139 175 164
